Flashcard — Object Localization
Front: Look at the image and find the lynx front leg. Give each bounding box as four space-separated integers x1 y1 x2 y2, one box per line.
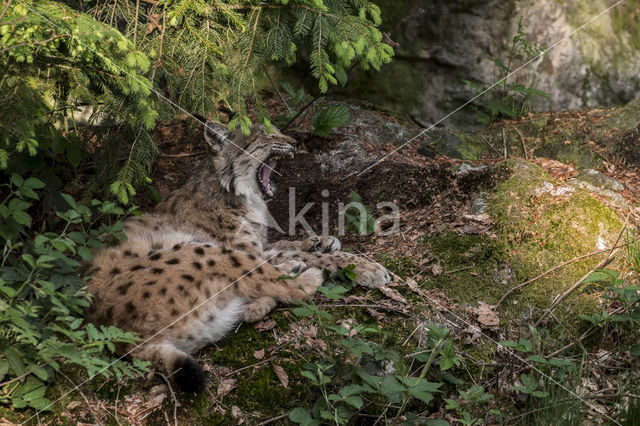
268 235 341 254
285 251 391 289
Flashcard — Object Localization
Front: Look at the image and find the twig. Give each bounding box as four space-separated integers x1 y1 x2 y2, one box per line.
0 0 12 21
158 373 178 426
0 361 51 387
535 220 628 327
479 134 502 157
0 33 69 53
513 127 529 160
445 265 474 275
502 129 508 160
258 413 289 425
226 356 276 376
496 244 629 308
264 66 291 112
59 370 104 426
160 151 207 158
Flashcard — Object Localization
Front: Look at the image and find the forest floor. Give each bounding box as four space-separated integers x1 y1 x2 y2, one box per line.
4 100 640 425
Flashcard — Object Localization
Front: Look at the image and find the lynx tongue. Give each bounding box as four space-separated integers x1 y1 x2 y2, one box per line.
261 159 277 197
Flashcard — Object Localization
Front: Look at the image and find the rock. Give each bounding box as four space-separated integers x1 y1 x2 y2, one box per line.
471 196 487 214
341 0 640 129
341 106 418 145
576 169 625 192
313 139 377 174
457 163 487 176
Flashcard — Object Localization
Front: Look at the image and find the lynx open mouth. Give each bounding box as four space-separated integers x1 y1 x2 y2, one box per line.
257 152 294 199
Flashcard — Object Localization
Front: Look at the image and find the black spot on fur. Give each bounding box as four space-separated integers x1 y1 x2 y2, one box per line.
172 355 206 393
130 265 145 271
204 288 211 298
124 250 133 257
192 262 202 270
172 243 183 251
207 314 215 322
110 267 121 276
221 248 231 254
165 258 180 265
143 291 151 299
256 266 264 274
153 225 160 231
229 255 241 268
168 297 175 305
152 268 164 274
204 244 212 248
177 285 184 292
207 259 215 267
242 270 252 277
117 281 134 295
236 242 246 249
181 274 194 282
171 309 179 316
145 280 157 286
227 224 237 231
149 253 162 261
125 302 136 313
194 247 205 256
195 281 202 290
151 243 163 251
159 287 167 295
247 253 256 260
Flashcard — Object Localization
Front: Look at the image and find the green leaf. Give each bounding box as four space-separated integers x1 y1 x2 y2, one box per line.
312 105 350 137
289 407 316 425
60 193 77 210
5 347 25 376
12 210 31 227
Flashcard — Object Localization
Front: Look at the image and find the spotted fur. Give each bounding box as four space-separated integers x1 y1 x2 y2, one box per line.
84 121 389 392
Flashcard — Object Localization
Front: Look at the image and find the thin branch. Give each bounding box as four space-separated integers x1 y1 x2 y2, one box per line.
535 219 628 327
496 243 629 308
0 0 12 21
0 33 69 53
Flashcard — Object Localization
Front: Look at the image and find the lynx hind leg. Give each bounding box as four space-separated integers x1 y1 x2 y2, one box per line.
241 267 324 323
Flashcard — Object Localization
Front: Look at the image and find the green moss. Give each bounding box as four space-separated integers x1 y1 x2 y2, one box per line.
490 159 622 318
431 131 487 160
377 254 417 278
421 233 508 305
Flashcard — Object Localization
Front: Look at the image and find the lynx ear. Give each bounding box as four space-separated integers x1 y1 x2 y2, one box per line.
203 120 232 152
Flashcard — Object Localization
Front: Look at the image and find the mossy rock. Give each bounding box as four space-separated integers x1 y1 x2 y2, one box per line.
421 159 622 328
490 159 622 316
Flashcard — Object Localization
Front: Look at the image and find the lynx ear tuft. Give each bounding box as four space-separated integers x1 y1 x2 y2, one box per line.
203 120 232 152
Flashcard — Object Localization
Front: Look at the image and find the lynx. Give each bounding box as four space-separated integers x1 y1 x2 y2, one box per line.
84 121 390 392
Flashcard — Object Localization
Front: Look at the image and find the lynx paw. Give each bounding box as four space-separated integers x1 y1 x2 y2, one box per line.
277 260 308 275
243 297 277 323
303 235 341 253
354 261 391 288
298 267 324 295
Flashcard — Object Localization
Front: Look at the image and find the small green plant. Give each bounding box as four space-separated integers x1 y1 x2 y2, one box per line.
288 266 459 425
579 269 640 355
465 18 549 124
275 83 351 136
343 191 376 235
0 174 149 411
625 231 640 273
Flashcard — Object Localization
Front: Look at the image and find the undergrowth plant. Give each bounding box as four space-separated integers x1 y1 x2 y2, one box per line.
289 266 470 425
465 18 549 125
0 174 149 411
275 82 351 136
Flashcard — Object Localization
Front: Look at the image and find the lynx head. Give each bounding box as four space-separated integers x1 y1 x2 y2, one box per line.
203 120 296 200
